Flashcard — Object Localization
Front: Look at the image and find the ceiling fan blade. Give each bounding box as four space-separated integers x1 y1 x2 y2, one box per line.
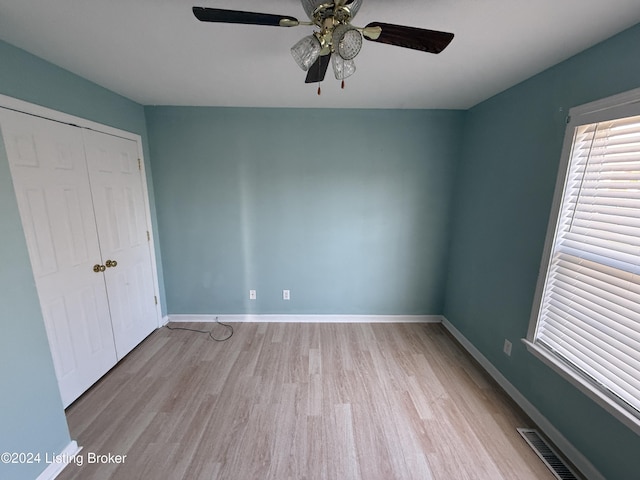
193 7 299 27
363 22 454 54
305 55 331 84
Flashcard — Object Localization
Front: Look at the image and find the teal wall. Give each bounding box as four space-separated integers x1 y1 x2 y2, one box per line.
0 134 71 480
146 107 463 315
444 24 640 480
0 40 162 479
0 39 166 314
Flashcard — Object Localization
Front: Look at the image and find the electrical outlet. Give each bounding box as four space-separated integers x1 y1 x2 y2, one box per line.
283 289 290 300
503 339 513 356
249 290 256 300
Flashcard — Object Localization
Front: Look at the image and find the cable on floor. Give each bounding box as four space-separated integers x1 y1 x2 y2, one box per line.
165 317 233 342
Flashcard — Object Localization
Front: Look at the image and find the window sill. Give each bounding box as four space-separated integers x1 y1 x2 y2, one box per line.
522 339 640 437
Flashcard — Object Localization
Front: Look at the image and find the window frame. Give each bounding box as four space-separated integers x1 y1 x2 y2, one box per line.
525 87 640 436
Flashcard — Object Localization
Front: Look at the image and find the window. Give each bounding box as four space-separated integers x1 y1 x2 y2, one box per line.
526 88 640 435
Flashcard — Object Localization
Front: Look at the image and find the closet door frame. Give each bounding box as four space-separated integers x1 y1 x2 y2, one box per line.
0 93 163 330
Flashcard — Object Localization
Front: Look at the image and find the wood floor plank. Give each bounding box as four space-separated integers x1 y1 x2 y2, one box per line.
58 322 556 480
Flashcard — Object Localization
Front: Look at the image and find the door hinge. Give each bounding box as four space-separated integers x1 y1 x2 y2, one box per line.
138 158 142 171
146 230 151 242
154 295 158 305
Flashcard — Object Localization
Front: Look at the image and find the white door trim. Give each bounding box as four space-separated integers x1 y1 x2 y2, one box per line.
0 93 162 328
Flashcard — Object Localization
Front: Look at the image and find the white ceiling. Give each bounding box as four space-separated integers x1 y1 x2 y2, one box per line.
0 0 639 109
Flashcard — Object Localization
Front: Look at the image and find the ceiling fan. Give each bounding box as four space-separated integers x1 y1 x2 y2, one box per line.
192 0 454 93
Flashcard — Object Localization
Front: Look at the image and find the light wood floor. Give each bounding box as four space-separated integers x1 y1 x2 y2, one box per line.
58 322 554 480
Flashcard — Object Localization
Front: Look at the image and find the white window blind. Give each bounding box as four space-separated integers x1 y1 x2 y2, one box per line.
532 111 640 423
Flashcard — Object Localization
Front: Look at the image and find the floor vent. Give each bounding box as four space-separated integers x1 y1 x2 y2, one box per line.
517 428 580 480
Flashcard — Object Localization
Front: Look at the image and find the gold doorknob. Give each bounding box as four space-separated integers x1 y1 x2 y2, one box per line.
105 259 118 268
93 264 106 272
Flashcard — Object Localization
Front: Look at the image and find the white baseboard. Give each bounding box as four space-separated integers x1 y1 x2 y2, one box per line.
36 441 82 480
167 314 444 324
441 317 604 480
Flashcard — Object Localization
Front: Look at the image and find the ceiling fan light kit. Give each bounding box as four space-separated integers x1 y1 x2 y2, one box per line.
193 1 454 92
291 35 322 71
332 24 362 60
332 55 356 81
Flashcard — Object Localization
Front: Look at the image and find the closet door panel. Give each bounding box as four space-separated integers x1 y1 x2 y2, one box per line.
0 109 117 407
83 130 157 358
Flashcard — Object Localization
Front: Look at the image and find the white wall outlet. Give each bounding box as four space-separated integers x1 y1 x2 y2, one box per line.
283 289 290 300
503 339 513 356
249 290 256 300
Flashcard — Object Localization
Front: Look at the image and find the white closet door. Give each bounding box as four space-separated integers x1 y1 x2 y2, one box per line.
83 130 157 358
0 109 117 407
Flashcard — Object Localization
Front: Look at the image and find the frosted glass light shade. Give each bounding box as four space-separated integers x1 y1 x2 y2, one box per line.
301 0 363 19
332 24 362 60
332 54 356 80
291 35 321 71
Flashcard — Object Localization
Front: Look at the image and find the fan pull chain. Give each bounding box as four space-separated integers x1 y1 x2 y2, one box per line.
341 80 345 89
317 84 321 95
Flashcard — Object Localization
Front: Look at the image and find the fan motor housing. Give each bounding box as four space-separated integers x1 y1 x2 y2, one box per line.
312 4 353 26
